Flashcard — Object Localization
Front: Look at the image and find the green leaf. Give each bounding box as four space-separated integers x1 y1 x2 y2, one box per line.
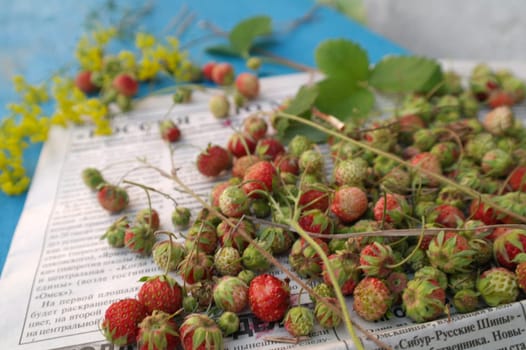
314 77 374 120
315 39 369 81
205 45 243 57
277 120 327 145
369 56 444 94
229 16 272 56
283 84 319 115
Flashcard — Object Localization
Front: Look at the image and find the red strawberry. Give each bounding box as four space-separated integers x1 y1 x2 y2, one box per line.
410 152 442 187
469 198 498 225
75 70 98 93
248 274 290 322
137 310 180 350
509 166 526 192
298 209 333 236
235 72 260 100
196 144 232 177
359 242 395 278
97 184 129 213
178 251 214 285
227 132 256 158
273 154 300 176
101 298 148 346
124 224 156 256
322 251 361 295
232 155 260 178
299 188 330 212
185 220 217 255
426 231 474 274
516 261 526 293
135 208 160 231
430 204 465 228
493 229 526 269
159 120 181 142
241 160 278 198
488 90 515 108
138 275 183 314
113 73 139 97
330 186 368 223
242 114 268 141
212 276 249 313
179 314 223 350
255 137 285 161
211 62 234 85
353 277 392 321
210 180 232 207
201 61 216 81
373 193 410 226
217 218 256 253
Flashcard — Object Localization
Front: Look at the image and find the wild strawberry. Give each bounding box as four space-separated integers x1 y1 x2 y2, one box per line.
515 261 526 293
257 226 294 255
363 123 396 151
298 209 333 236
187 280 215 309
248 274 290 322
469 198 498 225
97 184 129 213
173 86 192 103
397 114 426 145
410 152 442 187
298 149 324 175
373 193 410 226
171 206 191 228
430 141 460 168
283 306 314 337
218 185 250 218
75 70 98 94
493 229 526 269
212 276 249 313
138 275 183 314
402 278 445 323
159 120 181 142
322 251 360 295
82 167 106 190
178 251 214 285
112 73 139 97
353 277 392 321
237 269 256 285
243 114 268 141
289 237 329 278
136 208 160 231
124 224 156 256
217 218 256 252
331 186 368 224
185 220 217 255
196 144 232 177
476 267 519 307
241 160 278 198
298 188 329 212
217 311 239 336
413 128 438 151
211 62 234 85
483 106 514 136
314 297 341 329
137 310 179 350
231 155 259 178
509 166 526 192
208 94 230 118
469 237 494 266
227 132 256 158
273 153 300 177
428 204 465 228
380 167 411 194
385 271 409 304
448 272 477 294
241 239 273 272
214 246 242 276
235 72 260 100
452 289 479 314
101 298 148 346
481 149 513 177
487 90 515 108
100 216 129 248
152 240 186 272
359 242 395 278
255 137 285 161
201 61 216 81
288 134 314 158
333 158 369 187
414 266 448 290
179 314 223 350
426 231 474 274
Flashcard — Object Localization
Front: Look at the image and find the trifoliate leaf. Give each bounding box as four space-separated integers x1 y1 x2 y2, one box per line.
315 39 369 81
314 77 374 120
369 56 444 94
229 16 272 57
283 84 319 116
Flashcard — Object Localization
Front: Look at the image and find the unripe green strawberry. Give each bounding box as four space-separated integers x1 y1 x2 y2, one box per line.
218 185 250 218
178 251 214 285
373 155 398 177
402 278 445 323
448 272 477 294
257 226 294 255
249 198 271 218
430 141 459 168
476 267 519 307
288 134 314 158
322 251 361 295
217 311 239 336
136 208 160 231
241 239 272 272
413 128 438 151
459 91 480 118
427 231 474 274
246 57 262 70
363 123 397 151
469 237 493 266
333 158 369 186
436 185 464 209
172 206 191 228
284 306 314 337
465 133 496 161
380 167 411 194
213 276 249 313
152 240 186 272
353 277 392 321
483 106 514 136
298 149 324 175
438 70 463 95
180 314 223 350
289 238 329 278
183 295 198 313
82 167 106 190
97 184 129 213
405 245 429 272
209 94 230 118
185 220 217 255
398 94 433 123
414 266 448 290
314 297 341 329
237 269 256 285
138 274 183 314
212 246 241 277
481 149 513 177
173 86 192 103
101 298 148 346
452 289 480 314
435 95 461 123
137 310 180 350
101 216 129 247
310 282 335 302
124 224 155 256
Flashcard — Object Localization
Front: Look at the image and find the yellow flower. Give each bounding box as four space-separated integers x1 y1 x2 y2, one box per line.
138 57 161 81
93 27 117 46
136 32 156 50
118 50 137 71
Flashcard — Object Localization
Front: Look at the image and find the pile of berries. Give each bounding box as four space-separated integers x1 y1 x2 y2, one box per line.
87 63 526 349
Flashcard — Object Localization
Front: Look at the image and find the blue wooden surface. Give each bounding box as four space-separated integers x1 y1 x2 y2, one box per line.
0 0 407 273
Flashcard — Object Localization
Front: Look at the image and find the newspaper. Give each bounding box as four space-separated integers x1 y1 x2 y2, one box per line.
1 64 526 350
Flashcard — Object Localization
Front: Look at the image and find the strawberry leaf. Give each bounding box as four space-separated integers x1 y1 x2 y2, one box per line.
205 45 242 57
283 84 319 115
276 119 327 144
315 39 369 81
229 16 272 57
369 56 443 94
314 77 374 120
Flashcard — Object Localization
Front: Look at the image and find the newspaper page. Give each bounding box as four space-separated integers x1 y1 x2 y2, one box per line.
1 63 526 350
